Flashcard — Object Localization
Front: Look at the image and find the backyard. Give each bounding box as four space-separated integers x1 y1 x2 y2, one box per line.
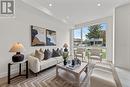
73 23 107 59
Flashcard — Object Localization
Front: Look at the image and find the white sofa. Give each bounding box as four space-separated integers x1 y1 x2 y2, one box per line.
90 62 122 87
28 54 64 75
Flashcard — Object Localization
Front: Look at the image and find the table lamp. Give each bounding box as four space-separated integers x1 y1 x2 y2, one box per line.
63 43 68 52
9 42 24 62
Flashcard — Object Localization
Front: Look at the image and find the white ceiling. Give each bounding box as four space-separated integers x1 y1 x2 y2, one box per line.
21 0 130 25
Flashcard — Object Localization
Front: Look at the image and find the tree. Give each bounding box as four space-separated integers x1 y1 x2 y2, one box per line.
100 30 106 46
86 24 102 39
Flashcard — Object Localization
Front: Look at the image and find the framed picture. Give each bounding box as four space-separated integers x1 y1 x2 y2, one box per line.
46 29 56 46
31 25 46 46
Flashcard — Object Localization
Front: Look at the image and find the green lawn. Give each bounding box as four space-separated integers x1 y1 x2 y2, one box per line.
102 51 106 59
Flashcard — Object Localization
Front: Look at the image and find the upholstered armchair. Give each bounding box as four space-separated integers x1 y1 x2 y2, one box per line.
74 48 86 61
88 49 102 62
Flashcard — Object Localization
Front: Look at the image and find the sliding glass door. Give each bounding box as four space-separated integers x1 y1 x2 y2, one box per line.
72 23 107 59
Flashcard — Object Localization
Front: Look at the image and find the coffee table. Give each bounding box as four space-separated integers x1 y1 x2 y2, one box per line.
56 62 88 87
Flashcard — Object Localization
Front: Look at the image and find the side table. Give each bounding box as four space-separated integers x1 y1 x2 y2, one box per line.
8 60 28 84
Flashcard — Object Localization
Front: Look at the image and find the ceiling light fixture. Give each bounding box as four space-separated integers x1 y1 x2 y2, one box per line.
97 3 101 6
49 3 52 7
97 3 101 7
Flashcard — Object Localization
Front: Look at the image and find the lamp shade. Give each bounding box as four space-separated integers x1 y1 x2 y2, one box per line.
63 43 68 48
9 42 24 53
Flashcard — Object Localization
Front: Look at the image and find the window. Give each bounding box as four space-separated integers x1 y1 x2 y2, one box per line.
82 27 89 45
73 23 107 47
73 23 107 59
73 29 82 47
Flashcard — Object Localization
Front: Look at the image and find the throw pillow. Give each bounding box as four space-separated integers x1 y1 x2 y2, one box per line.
44 49 52 60
56 48 61 56
39 48 44 54
52 49 60 57
47 49 52 58
52 49 57 57
44 50 48 60
34 50 44 61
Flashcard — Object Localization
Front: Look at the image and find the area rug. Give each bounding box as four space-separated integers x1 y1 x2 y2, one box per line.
0 67 90 87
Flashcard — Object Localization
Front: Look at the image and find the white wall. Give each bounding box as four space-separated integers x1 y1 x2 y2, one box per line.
0 0 70 78
73 16 113 61
115 4 130 70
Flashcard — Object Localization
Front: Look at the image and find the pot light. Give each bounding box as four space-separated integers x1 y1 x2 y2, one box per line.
49 3 52 7
97 3 101 6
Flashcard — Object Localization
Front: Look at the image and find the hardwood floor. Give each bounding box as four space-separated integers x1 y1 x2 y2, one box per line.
0 65 91 87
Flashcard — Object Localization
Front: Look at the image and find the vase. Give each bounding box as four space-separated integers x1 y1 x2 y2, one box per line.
64 48 68 52
63 59 67 65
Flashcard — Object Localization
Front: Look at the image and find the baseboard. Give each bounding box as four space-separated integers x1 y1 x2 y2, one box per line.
0 66 26 78
0 69 17 78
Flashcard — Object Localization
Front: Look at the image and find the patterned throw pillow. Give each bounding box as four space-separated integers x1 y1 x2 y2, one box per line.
56 48 61 56
44 49 52 60
52 49 60 57
47 49 52 58
44 50 48 60
34 50 44 61
52 49 55 57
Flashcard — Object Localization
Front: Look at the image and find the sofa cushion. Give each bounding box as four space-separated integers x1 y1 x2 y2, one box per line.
40 58 57 70
34 50 44 61
55 56 64 63
90 56 100 59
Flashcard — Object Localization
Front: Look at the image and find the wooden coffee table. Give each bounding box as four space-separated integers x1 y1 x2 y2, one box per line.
56 62 88 87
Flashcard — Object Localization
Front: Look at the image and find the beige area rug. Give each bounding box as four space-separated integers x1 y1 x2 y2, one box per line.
0 66 91 87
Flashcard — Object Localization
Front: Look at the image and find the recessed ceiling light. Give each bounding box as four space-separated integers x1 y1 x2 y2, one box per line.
49 3 52 7
97 3 101 6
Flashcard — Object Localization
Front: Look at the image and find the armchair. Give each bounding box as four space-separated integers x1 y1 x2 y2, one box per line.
74 48 86 61
88 48 102 62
